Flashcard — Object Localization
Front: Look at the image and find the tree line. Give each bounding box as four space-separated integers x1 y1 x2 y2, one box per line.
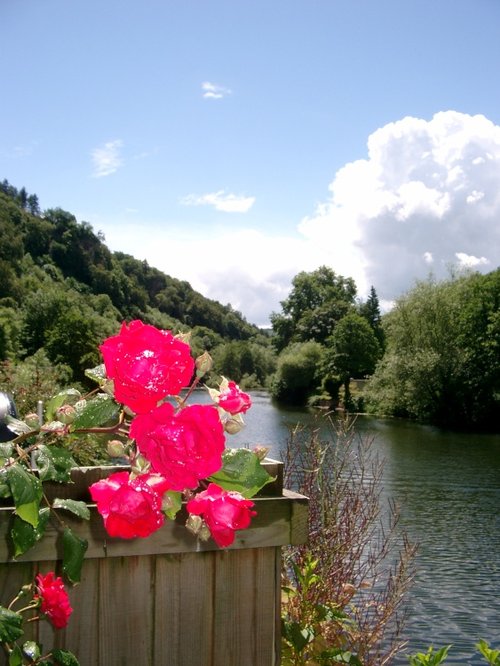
0 180 275 410
2 179 498 429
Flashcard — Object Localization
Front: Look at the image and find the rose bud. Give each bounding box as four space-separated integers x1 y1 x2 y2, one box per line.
55 405 76 425
195 351 213 377
107 440 126 458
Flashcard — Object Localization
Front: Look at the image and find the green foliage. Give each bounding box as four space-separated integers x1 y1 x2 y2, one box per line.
211 338 277 387
270 266 357 351
364 271 500 428
407 645 451 665
271 341 324 405
281 418 416 664
323 312 382 408
209 448 275 498
406 641 500 665
282 555 362 666
476 639 500 665
0 180 274 390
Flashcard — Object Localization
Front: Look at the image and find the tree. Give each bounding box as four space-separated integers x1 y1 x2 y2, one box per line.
358 285 385 348
364 271 500 428
324 312 382 407
270 266 357 351
270 341 324 405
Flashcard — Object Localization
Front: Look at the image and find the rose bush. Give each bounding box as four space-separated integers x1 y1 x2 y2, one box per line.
1 319 274 665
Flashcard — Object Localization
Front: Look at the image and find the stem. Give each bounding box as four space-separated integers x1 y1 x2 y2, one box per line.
177 376 202 409
72 410 126 435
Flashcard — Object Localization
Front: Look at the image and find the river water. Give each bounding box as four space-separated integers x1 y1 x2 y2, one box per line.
226 391 500 664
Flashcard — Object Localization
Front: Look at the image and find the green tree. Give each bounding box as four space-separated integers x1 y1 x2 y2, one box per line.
270 341 324 405
324 313 382 408
270 266 357 351
358 285 385 349
365 271 500 428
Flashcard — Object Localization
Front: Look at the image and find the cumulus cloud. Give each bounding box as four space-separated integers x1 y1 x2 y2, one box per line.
181 190 255 213
91 139 123 177
299 111 500 301
98 111 500 326
201 81 231 99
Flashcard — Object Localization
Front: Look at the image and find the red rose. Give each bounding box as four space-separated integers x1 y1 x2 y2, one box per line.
217 380 252 415
89 471 170 538
100 320 194 414
186 483 256 548
130 403 225 491
35 572 73 629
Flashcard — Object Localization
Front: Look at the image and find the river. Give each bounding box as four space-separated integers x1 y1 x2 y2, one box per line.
227 391 500 664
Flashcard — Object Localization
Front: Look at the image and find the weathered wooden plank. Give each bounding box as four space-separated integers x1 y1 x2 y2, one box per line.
212 548 280 666
97 555 155 665
0 461 307 666
0 492 307 562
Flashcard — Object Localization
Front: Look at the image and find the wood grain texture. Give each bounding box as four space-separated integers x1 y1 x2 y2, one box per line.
0 462 308 665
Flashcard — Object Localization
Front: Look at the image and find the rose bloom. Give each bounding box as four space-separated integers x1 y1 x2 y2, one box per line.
187 483 256 547
217 380 252 415
89 471 170 539
100 320 194 414
35 572 73 629
130 403 225 491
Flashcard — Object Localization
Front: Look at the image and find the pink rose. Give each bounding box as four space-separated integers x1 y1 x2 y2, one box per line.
186 483 256 548
100 320 194 413
130 403 225 491
89 471 170 539
34 572 73 629
217 380 252 415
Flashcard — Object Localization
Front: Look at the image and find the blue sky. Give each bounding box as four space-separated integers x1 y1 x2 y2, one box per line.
2 0 500 326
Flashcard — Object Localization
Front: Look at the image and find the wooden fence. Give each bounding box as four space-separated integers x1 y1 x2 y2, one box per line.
0 461 308 666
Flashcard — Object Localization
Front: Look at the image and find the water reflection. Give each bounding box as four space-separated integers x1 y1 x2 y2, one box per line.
226 393 500 663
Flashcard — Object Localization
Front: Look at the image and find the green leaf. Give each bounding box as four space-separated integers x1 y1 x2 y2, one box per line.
22 640 41 661
0 442 14 460
70 394 120 430
62 528 88 584
11 508 50 557
53 499 90 520
208 448 275 498
45 389 82 422
0 468 12 499
281 619 313 653
6 464 42 527
8 644 23 666
51 649 80 666
84 363 107 385
33 445 76 483
0 605 24 642
161 490 183 520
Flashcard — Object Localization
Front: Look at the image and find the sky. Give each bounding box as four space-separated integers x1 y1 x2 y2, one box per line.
2 0 500 327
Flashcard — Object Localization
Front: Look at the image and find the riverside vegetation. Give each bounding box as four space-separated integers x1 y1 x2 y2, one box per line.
2 179 499 430
1 180 499 663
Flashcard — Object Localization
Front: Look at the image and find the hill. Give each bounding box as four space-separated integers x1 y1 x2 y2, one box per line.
0 179 275 394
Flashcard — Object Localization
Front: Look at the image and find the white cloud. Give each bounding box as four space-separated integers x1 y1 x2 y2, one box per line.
455 252 489 267
181 190 255 213
95 111 500 326
298 111 500 301
91 139 123 177
201 81 231 100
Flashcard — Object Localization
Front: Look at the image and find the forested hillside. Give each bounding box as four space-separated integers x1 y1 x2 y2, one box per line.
0 180 276 403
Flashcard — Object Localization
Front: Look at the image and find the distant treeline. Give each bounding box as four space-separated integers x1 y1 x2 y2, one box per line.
2 179 499 430
0 179 276 409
